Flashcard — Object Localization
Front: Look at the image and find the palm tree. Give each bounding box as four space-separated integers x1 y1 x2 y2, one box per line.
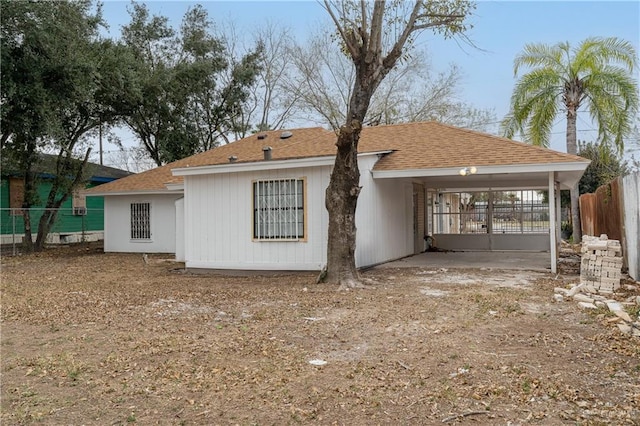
501 37 638 242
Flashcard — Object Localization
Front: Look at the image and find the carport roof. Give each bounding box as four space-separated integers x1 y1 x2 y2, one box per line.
86 121 589 195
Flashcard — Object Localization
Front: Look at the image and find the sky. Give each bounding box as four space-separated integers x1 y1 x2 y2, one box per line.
98 0 640 163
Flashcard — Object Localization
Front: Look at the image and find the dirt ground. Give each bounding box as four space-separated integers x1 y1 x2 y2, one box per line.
1 243 639 425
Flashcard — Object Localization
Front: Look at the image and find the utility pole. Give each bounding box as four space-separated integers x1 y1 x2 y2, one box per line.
99 119 103 165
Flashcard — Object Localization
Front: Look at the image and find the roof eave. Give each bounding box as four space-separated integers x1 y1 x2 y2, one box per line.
171 151 390 177
371 161 590 179
165 182 184 191
85 189 183 197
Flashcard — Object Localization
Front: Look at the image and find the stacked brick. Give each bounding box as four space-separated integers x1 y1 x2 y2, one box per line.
580 234 623 293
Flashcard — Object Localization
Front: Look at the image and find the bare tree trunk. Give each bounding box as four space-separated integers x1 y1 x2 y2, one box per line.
21 139 38 253
325 120 363 288
566 108 582 243
22 208 34 253
320 0 470 287
324 70 377 288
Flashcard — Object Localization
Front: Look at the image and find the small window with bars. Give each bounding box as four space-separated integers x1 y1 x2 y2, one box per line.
253 178 305 240
130 202 151 240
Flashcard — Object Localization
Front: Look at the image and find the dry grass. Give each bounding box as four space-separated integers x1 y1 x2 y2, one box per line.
1 243 639 425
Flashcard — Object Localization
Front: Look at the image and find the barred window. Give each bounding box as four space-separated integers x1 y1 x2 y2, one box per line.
131 202 151 240
253 178 305 240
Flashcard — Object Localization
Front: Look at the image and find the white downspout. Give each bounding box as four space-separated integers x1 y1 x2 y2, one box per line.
548 172 557 273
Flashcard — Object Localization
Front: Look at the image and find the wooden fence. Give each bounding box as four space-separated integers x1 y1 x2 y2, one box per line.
580 172 640 280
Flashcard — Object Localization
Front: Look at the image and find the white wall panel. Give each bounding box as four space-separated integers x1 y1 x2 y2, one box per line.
183 157 416 271
175 198 185 261
622 172 639 280
183 166 331 270
104 194 182 253
355 157 413 268
434 234 549 251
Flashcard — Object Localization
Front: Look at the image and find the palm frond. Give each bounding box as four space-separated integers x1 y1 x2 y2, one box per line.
574 37 637 75
583 64 639 152
513 41 567 76
503 67 563 146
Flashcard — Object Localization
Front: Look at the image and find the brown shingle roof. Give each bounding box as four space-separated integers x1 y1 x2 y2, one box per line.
87 122 587 194
364 121 585 170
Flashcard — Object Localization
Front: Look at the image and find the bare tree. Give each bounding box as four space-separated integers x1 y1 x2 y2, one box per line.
103 146 157 173
219 21 301 140
287 31 356 129
320 0 473 288
288 30 492 132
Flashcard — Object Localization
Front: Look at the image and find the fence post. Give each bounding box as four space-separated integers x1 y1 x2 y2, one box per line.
12 211 16 256
81 211 86 243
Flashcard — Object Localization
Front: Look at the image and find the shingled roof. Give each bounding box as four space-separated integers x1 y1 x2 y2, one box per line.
86 121 588 194
1 153 132 181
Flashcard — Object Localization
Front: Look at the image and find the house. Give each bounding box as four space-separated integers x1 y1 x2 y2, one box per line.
85 122 590 273
0 154 132 244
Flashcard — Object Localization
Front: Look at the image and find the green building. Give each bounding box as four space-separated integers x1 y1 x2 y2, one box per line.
1 154 131 245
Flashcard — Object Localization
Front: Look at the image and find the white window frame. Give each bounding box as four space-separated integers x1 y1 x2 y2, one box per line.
253 178 306 241
130 202 151 240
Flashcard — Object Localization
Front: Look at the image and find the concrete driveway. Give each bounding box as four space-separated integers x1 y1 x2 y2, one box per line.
377 251 551 271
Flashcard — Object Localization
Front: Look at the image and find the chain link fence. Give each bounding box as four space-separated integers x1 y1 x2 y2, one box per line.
1 208 105 256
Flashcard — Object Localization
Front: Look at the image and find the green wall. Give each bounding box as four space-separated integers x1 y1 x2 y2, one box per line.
0 179 106 236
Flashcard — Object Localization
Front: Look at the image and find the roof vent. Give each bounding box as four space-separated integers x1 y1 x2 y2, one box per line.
280 131 292 139
262 146 272 161
257 133 267 140
228 155 237 163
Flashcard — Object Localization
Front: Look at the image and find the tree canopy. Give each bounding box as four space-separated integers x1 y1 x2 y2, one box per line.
1 0 113 251
119 3 263 166
577 141 630 195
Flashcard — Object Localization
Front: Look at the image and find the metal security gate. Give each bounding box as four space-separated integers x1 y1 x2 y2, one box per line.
428 190 550 251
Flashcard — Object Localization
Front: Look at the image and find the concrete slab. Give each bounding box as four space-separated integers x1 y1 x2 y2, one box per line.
376 251 551 271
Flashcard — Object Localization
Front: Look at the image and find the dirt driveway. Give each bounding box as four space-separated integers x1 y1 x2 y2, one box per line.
1 244 639 425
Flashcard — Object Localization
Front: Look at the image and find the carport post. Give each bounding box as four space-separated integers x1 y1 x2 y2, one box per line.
555 187 562 246
548 172 557 273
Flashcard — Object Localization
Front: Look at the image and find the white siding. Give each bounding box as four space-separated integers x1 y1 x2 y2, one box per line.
104 194 182 253
355 155 413 267
622 172 639 280
184 166 331 270
183 157 416 271
175 197 185 261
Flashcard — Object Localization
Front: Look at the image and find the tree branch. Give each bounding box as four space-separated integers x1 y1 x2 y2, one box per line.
322 0 359 59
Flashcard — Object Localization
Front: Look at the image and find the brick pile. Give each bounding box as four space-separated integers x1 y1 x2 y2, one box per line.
580 234 623 293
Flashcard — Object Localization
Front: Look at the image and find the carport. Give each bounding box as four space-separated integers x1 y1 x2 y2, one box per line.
373 162 589 273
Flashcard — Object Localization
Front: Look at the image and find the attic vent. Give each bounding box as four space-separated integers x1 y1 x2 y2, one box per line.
280 131 292 139
228 155 238 163
257 133 267 140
